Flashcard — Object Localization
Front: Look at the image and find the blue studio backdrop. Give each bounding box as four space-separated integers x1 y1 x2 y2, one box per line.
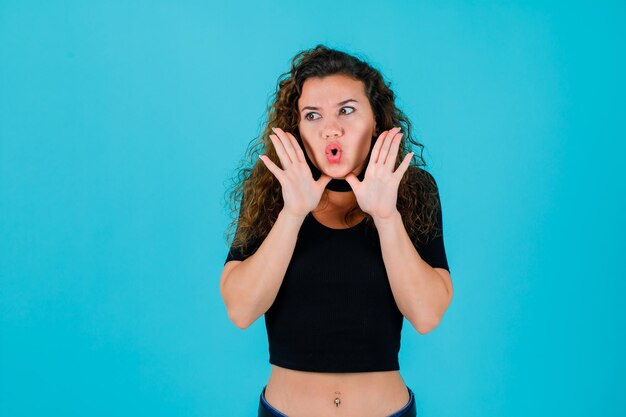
1 1 625 416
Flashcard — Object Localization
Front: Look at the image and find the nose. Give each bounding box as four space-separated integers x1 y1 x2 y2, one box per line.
322 121 343 139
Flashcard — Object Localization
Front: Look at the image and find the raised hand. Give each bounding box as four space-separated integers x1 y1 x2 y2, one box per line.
344 127 413 220
259 127 333 219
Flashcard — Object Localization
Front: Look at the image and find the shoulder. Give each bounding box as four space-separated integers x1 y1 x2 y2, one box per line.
407 167 444 239
419 168 437 185
407 167 439 193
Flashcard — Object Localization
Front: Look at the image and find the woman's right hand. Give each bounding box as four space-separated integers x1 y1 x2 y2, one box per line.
259 127 332 219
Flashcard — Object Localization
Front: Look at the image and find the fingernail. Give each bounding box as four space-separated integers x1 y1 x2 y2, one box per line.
271 127 276 132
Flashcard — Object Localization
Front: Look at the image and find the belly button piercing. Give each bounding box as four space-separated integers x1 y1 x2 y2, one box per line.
334 392 341 407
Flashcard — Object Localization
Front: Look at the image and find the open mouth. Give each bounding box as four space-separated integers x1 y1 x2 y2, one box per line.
325 143 342 162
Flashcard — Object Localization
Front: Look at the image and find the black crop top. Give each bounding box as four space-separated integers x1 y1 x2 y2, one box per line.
224 177 450 373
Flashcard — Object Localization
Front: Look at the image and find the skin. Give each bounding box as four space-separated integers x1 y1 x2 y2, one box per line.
297 74 377 184
257 74 417 416
261 74 413 225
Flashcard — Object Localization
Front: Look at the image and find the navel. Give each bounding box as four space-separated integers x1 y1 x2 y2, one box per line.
334 391 341 407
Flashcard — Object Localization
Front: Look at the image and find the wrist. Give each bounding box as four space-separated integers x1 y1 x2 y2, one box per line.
372 209 401 227
278 209 307 225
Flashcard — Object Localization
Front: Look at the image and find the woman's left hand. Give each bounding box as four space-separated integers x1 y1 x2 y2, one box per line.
344 127 413 220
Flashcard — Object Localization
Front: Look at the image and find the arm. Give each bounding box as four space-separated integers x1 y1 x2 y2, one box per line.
219 210 305 329
374 210 453 334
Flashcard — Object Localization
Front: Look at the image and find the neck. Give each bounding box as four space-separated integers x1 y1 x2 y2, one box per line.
322 189 357 208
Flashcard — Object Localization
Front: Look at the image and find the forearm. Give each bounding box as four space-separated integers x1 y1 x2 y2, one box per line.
374 210 451 333
222 210 305 328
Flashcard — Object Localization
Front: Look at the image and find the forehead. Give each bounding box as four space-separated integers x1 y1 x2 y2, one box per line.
298 74 367 106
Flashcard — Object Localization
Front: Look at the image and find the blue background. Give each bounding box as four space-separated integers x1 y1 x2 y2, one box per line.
1 1 625 416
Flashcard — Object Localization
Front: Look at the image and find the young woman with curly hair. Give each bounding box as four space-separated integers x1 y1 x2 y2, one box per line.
220 44 453 417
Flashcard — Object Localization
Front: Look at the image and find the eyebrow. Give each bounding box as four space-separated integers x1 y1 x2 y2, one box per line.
300 99 358 113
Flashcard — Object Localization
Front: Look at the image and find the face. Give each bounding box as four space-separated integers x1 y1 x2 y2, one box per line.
297 74 377 179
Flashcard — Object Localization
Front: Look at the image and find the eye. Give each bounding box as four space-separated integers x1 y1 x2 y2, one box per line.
304 106 354 121
304 112 320 121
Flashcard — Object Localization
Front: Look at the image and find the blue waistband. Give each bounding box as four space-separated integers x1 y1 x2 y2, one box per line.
259 385 415 417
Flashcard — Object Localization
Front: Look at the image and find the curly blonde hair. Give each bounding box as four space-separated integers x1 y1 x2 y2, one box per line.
224 44 443 258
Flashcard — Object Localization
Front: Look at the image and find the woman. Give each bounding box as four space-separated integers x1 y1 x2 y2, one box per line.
220 45 453 417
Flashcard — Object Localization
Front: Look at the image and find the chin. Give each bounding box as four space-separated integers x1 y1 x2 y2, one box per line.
321 165 351 179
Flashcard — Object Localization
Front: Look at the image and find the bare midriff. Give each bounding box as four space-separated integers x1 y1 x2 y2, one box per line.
265 197 410 416
264 365 411 417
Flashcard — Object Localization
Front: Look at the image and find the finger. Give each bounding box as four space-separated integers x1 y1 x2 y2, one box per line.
384 133 403 167
259 154 284 182
380 129 402 166
370 129 390 164
393 152 413 181
371 127 401 164
316 173 333 190
285 132 305 163
269 134 292 169
272 128 299 165
344 172 360 192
